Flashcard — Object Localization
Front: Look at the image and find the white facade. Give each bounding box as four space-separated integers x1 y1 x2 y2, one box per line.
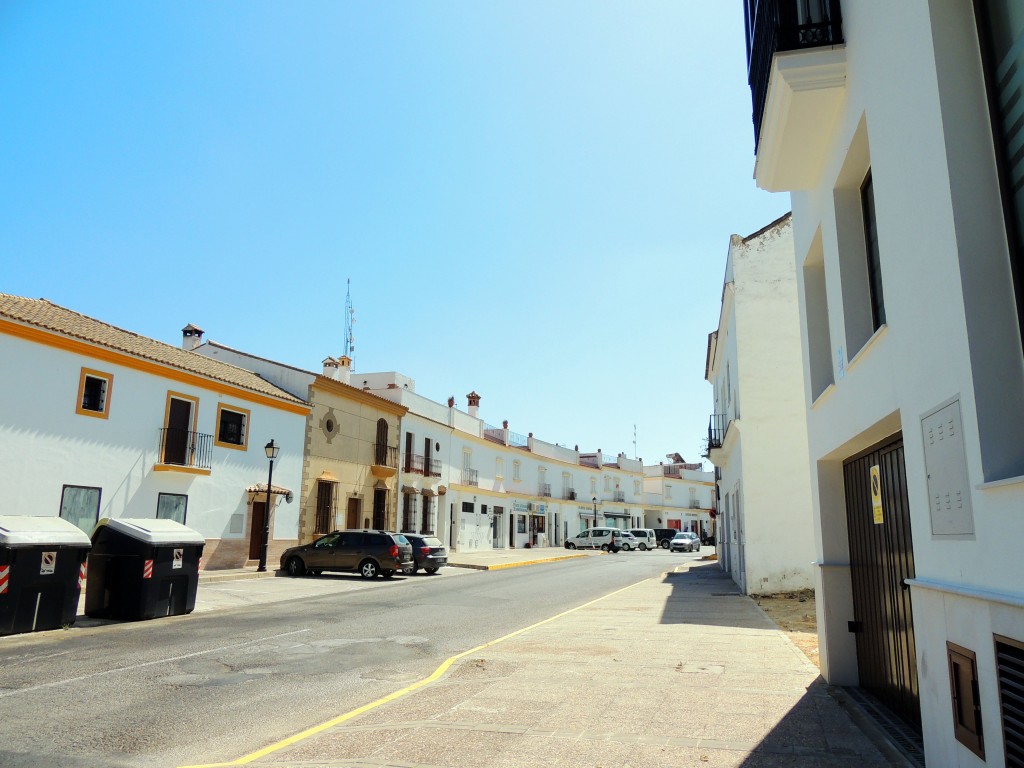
0 297 308 569
745 0 1024 762
705 216 816 595
365 378 646 553
642 459 715 538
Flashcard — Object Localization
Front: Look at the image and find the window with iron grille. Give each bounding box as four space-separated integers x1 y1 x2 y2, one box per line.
402 492 417 532
947 642 984 759
315 480 335 534
995 634 1024 766
421 495 432 534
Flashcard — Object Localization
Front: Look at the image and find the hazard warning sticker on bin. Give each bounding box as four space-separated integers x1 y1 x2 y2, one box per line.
40 551 56 575
172 548 183 570
0 565 9 594
143 559 153 579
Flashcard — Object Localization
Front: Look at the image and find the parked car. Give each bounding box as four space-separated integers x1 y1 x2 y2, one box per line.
280 530 413 578
651 528 678 549
401 532 447 574
670 531 701 553
564 527 623 552
628 529 656 550
618 531 641 551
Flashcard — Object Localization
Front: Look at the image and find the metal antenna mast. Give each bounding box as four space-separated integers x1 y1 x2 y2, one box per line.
344 278 355 359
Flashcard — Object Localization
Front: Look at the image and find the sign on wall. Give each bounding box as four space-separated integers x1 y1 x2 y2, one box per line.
870 464 884 524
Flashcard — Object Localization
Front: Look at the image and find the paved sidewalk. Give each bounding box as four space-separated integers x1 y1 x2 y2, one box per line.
200 560 898 768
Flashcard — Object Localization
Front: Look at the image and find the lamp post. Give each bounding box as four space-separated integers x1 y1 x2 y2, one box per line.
258 439 280 573
592 496 597 528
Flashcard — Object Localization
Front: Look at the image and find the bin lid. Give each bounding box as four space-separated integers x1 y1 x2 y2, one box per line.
96 518 206 545
0 515 92 547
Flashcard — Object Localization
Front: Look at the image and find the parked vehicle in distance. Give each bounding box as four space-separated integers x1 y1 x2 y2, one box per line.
400 532 447 574
280 530 413 579
618 531 641 551
670 531 701 553
628 529 656 550
564 526 623 552
651 528 678 549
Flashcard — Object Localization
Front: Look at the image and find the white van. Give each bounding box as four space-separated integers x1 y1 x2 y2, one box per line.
628 529 656 551
564 527 623 551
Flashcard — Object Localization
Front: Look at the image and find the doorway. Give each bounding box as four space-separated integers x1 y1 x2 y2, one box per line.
346 497 361 529
164 397 193 465
249 501 267 560
843 435 920 733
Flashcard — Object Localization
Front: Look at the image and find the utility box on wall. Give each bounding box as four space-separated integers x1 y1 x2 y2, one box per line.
921 399 973 536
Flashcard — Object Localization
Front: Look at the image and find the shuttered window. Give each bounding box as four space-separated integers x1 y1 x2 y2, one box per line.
995 634 1024 767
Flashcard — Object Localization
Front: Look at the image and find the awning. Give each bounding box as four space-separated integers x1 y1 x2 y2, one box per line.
603 511 631 518
421 488 436 497
247 483 291 496
401 485 418 494
317 470 339 483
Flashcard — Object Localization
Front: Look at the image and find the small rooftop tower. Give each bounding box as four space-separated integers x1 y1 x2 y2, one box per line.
182 324 204 351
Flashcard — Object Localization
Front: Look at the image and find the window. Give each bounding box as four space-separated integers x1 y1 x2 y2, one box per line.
496 458 505 479
666 483 673 499
215 404 249 450
590 477 597 495
402 492 417 532
995 634 1024 763
803 229 835 398
156 493 188 524
862 172 886 330
76 368 112 419
634 480 641 494
60 485 101 534
976 0 1024 347
513 460 521 482
421 495 433 534
604 476 611 491
947 642 984 758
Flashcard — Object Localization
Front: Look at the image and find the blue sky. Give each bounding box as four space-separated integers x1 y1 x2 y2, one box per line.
0 2 788 465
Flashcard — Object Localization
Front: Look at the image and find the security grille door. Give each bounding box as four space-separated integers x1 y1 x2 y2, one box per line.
843 435 921 733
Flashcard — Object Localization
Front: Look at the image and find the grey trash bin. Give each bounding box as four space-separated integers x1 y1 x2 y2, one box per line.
86 518 205 621
0 516 92 635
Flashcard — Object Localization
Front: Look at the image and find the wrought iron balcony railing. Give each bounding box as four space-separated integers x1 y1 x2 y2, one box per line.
427 458 441 477
563 488 577 501
373 443 399 468
613 491 625 503
462 468 479 487
158 427 212 470
746 0 843 150
538 483 551 498
708 413 729 451
404 454 425 474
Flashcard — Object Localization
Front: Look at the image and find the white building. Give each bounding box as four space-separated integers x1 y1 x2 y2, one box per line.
642 455 715 541
743 0 1024 762
704 214 816 594
361 377 645 552
0 295 309 569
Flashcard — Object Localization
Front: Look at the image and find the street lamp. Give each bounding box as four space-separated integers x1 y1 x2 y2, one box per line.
258 439 280 573
592 496 597 528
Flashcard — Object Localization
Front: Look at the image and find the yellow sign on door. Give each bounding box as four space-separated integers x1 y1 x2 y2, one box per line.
870 464 884 524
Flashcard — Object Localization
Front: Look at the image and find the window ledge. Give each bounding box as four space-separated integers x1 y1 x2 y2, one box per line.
153 464 212 476
976 473 1024 490
810 382 836 409
845 324 889 374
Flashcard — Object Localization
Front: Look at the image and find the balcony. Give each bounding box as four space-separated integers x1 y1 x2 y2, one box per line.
538 483 551 498
613 491 625 503
462 468 479 487
404 454 425 474
426 457 441 477
563 488 577 501
372 444 399 478
708 413 729 451
156 428 212 474
746 0 845 191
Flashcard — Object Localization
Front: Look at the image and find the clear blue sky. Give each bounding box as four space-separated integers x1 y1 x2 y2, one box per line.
0 2 788 465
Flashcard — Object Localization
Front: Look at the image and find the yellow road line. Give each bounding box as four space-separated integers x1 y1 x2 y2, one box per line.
179 578 646 767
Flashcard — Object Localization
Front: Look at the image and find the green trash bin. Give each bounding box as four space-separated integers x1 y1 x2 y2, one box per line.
85 518 205 621
0 516 91 635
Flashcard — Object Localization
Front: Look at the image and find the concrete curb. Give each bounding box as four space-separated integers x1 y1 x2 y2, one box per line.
197 569 279 585
449 552 594 571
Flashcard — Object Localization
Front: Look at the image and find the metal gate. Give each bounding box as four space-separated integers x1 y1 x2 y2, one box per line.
843 434 921 733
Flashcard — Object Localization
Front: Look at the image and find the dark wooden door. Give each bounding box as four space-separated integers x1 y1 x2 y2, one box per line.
164 398 192 465
372 489 387 529
249 501 266 560
346 497 360 529
843 435 921 733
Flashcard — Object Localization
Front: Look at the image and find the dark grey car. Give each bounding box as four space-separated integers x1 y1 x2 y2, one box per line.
401 533 448 574
280 530 413 579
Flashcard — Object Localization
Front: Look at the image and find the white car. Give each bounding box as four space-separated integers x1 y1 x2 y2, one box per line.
565 527 623 551
670 531 701 552
618 532 641 551
628 529 656 550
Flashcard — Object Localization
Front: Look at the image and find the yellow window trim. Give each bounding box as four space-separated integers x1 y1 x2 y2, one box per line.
164 390 200 433
152 464 212 476
76 367 113 419
214 402 251 451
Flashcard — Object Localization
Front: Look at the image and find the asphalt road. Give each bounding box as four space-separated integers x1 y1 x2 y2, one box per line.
0 549 696 768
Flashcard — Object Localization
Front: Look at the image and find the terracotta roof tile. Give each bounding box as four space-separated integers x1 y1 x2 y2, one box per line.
0 294 306 405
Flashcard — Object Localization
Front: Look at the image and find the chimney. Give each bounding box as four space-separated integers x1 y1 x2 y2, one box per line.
466 391 481 418
322 357 340 380
181 324 204 351
337 355 352 385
